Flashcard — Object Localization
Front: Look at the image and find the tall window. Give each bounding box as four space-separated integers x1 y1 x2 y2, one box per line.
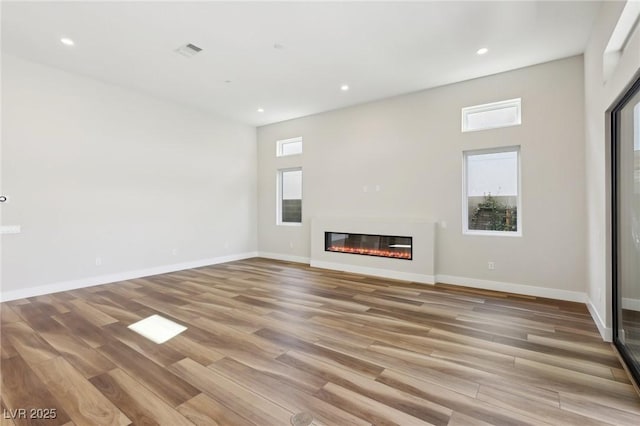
463 147 520 235
276 137 303 157
277 168 302 224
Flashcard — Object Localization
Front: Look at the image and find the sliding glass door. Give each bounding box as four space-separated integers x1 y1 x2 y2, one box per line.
613 74 640 386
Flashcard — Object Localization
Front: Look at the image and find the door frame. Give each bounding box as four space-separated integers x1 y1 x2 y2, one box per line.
611 72 640 387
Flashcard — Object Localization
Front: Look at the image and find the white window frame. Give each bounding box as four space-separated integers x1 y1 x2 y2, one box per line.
461 98 521 132
276 167 302 226
462 146 521 237
276 137 303 157
602 0 640 83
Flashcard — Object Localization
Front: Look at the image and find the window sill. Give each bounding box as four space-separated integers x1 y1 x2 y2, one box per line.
461 122 521 133
277 222 303 227
463 230 521 237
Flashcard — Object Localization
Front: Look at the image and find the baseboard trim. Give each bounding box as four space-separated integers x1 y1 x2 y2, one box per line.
310 260 435 284
435 274 587 303
258 252 310 264
622 297 640 311
587 298 612 342
3 253 613 343
0 251 259 302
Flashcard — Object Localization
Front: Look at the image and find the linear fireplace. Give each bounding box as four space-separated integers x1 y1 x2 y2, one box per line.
325 232 412 260
312 218 434 283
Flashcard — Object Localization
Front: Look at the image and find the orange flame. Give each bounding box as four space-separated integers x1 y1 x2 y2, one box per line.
327 246 411 259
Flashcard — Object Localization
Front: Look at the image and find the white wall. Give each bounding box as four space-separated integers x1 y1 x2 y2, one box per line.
257 56 586 301
1 55 258 300
584 0 640 340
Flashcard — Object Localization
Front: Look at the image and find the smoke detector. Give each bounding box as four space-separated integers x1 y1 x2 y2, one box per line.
175 43 203 58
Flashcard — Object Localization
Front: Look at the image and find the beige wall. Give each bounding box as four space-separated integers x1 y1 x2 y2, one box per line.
584 0 640 339
1 55 258 299
258 56 586 298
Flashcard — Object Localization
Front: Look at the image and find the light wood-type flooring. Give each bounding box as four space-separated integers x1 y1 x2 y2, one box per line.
2 258 640 425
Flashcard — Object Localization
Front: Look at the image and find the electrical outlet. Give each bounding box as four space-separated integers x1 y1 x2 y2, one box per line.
488 261 495 270
171 248 178 256
440 221 447 229
224 241 229 249
95 257 102 266
289 241 294 248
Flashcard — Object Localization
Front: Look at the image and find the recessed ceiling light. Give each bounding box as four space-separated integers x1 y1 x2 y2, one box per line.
60 37 74 46
224 80 232 84
273 43 284 50
175 43 203 58
340 84 350 91
476 47 489 55
257 108 265 113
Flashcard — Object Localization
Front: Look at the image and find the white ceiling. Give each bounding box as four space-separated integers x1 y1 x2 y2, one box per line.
1 1 601 127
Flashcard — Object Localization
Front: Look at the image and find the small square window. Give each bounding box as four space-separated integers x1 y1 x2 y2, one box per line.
462 98 521 132
276 137 303 157
463 146 521 236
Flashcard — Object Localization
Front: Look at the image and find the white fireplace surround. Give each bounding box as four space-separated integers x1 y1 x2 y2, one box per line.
310 217 435 284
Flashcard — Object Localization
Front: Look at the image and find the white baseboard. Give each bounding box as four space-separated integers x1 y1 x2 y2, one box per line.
258 251 310 264
435 274 587 303
3 251 613 343
310 260 435 284
622 297 640 311
587 298 612 342
437 274 613 342
0 251 258 302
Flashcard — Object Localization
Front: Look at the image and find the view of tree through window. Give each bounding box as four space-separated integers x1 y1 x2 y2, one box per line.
464 148 519 234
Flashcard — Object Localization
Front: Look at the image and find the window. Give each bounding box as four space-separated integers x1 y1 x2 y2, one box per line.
611 74 640 384
462 98 521 132
276 137 303 157
277 168 302 224
463 147 520 235
603 1 640 83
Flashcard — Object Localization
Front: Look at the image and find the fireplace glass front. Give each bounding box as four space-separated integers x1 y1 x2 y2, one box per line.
325 232 412 260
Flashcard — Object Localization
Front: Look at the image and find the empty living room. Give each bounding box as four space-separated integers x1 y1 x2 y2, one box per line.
2 1 640 425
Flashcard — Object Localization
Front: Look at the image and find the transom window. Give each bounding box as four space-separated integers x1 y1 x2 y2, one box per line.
462 98 521 132
276 137 303 157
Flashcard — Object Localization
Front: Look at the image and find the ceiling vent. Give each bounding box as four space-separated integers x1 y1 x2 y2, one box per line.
175 43 203 58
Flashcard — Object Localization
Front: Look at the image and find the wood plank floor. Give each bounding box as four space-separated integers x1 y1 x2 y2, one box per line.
2 257 640 425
